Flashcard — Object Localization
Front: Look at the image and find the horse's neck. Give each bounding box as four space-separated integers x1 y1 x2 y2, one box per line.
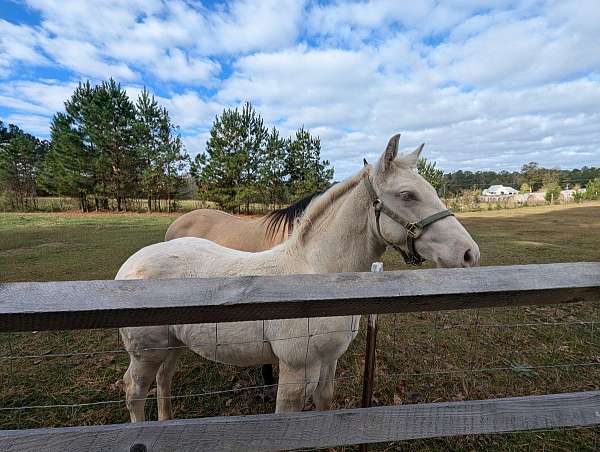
297 179 385 273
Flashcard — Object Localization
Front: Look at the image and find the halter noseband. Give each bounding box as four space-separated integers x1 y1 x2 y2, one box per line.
363 175 454 266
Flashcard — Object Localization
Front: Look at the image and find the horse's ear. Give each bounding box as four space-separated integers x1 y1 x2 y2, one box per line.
363 158 368 166
401 143 425 169
377 133 400 173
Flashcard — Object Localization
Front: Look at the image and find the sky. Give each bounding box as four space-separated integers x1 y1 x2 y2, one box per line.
0 0 599 178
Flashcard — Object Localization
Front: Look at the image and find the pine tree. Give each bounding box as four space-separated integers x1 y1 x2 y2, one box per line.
0 121 47 209
156 106 189 212
194 103 268 212
259 127 288 207
40 112 93 211
84 79 138 211
286 127 333 198
134 88 163 211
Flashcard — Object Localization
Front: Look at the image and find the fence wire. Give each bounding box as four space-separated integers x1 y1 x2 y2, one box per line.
1 303 600 449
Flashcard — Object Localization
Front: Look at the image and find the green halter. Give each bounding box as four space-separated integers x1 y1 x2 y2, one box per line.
363 175 454 266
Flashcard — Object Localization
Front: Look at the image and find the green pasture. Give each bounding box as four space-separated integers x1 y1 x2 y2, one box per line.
1 204 600 450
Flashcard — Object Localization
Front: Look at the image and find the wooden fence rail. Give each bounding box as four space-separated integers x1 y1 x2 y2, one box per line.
1 262 599 332
1 262 600 451
1 391 599 451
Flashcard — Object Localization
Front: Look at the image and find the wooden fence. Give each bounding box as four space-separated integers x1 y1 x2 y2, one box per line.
1 262 600 451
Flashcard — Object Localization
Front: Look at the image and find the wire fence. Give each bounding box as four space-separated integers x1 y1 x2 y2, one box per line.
2 301 600 433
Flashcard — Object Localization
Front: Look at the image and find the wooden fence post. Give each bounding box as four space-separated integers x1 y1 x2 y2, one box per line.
360 262 383 452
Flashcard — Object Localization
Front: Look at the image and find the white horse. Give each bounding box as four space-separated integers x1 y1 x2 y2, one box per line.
117 134 480 422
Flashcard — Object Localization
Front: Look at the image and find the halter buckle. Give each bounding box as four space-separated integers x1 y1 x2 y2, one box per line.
406 222 421 239
372 199 382 211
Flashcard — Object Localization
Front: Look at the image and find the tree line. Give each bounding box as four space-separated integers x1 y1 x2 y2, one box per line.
1 79 188 212
442 162 600 196
0 82 334 213
2 78 599 212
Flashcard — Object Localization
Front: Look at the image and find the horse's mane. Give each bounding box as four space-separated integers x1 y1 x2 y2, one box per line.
262 189 328 240
290 168 367 245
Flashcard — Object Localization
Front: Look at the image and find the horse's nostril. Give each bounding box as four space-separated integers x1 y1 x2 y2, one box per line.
464 249 473 264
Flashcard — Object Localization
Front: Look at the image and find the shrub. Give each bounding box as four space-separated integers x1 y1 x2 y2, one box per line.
543 182 561 203
573 191 586 203
585 178 600 200
519 182 531 193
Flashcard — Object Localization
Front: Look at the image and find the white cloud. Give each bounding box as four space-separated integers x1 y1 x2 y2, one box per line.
158 92 224 129
1 0 599 176
148 49 220 85
0 79 76 115
0 20 49 76
4 113 53 136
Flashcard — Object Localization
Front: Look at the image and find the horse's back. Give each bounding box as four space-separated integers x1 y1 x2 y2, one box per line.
165 209 237 241
165 209 271 252
116 237 286 281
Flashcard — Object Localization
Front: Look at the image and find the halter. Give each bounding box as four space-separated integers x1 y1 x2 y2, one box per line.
363 175 454 265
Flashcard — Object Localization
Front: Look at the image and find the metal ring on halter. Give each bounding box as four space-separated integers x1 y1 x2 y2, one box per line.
405 223 421 239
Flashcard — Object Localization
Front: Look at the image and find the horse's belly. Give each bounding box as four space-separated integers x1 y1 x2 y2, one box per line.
266 316 360 366
173 322 277 367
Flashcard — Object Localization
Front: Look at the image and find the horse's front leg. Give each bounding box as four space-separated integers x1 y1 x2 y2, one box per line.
313 359 338 411
275 361 320 412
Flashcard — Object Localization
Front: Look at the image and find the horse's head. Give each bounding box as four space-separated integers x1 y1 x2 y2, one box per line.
366 134 480 268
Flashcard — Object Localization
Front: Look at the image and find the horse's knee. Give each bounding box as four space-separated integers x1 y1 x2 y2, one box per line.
276 362 320 413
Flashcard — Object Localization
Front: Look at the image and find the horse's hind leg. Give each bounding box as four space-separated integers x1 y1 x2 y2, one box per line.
123 353 163 422
156 349 181 421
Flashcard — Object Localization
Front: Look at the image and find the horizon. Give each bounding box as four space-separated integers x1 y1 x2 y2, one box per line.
1 0 599 178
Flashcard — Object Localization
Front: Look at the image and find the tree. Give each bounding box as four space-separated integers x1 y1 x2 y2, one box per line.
193 103 268 212
84 79 139 211
519 182 531 193
259 127 288 206
585 178 600 200
155 107 189 212
134 87 163 211
0 121 47 209
42 80 188 212
417 157 444 192
285 127 333 198
521 162 540 191
544 182 561 203
133 89 189 212
40 112 93 211
45 79 139 211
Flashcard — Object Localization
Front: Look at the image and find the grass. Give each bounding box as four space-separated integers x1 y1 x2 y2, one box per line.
1 204 600 450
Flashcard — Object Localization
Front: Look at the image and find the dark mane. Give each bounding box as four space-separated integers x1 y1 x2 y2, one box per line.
262 188 330 240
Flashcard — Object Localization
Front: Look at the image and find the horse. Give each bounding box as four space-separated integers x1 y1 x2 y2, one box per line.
117 134 480 422
164 192 322 251
164 192 326 386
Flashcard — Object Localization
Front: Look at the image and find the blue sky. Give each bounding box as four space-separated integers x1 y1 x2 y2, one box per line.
1 0 599 178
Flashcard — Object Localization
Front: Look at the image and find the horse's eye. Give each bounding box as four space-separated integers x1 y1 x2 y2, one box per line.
400 191 416 201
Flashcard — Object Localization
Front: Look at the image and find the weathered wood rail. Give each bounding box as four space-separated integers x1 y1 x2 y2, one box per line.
1 262 599 332
2 391 599 451
1 262 600 451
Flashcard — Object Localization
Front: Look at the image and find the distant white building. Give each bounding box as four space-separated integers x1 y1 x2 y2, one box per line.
482 185 518 196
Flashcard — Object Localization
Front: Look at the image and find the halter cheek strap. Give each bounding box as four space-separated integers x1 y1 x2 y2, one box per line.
363 175 454 266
